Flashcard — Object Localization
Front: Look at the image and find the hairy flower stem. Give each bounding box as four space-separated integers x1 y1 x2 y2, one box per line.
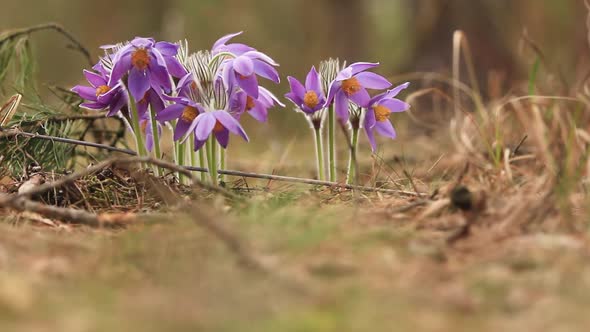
313 125 325 181
207 136 218 185
126 91 147 167
327 105 337 181
148 106 162 176
176 139 187 184
346 125 360 186
219 144 226 183
199 147 207 183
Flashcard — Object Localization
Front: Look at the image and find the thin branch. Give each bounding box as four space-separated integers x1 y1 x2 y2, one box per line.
1 130 424 197
0 23 94 66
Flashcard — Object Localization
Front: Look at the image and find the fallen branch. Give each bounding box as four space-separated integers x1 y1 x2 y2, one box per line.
0 22 94 66
1 129 424 197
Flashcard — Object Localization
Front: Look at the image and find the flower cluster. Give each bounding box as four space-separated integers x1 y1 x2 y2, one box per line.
286 60 410 183
72 32 410 186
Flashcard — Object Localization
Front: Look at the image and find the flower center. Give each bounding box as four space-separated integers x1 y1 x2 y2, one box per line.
341 77 361 96
303 91 319 108
373 105 391 122
180 106 198 123
95 85 110 97
213 120 225 133
131 48 150 70
245 96 256 111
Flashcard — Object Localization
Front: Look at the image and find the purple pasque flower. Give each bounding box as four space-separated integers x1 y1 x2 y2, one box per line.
285 66 325 115
156 96 205 141
71 63 127 117
363 82 410 151
325 62 392 122
214 32 280 99
135 86 165 118
108 37 186 102
190 110 249 149
230 87 284 122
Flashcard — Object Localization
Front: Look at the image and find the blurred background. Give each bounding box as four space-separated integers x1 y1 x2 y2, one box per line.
0 0 588 171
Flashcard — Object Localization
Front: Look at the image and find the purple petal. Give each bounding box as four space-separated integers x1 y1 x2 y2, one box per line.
237 74 259 98
131 37 155 48
384 82 410 99
242 51 279 66
349 62 379 75
214 111 249 141
212 32 243 51
108 52 132 85
128 68 150 101
72 85 97 101
195 113 216 141
375 121 397 139
193 138 207 151
157 103 185 122
174 117 193 141
305 66 322 96
334 90 349 122
325 81 342 106
365 126 377 152
233 56 254 77
107 94 127 117
155 41 179 56
348 88 370 108
260 87 285 107
378 99 410 113
286 76 305 104
364 107 376 129
80 102 106 110
248 103 268 122
215 128 230 148
253 60 280 83
83 70 106 87
164 56 188 78
354 72 392 90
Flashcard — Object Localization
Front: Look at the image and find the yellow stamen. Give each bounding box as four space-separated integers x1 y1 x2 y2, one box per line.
246 96 256 111
180 106 198 123
373 105 391 122
95 85 110 97
341 77 361 96
131 48 150 70
303 91 319 109
213 120 225 133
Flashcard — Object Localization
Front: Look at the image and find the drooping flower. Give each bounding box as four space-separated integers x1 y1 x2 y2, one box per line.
230 87 284 122
213 32 280 99
135 87 166 118
363 82 410 151
156 96 205 141
190 110 249 149
325 62 392 122
71 63 126 116
107 37 186 101
285 66 326 115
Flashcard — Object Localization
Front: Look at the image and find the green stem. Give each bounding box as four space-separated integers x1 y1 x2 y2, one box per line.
207 136 218 185
219 144 226 183
190 133 198 167
177 139 187 184
126 91 147 164
346 127 359 185
328 105 337 182
199 146 207 183
314 126 325 181
148 106 162 176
